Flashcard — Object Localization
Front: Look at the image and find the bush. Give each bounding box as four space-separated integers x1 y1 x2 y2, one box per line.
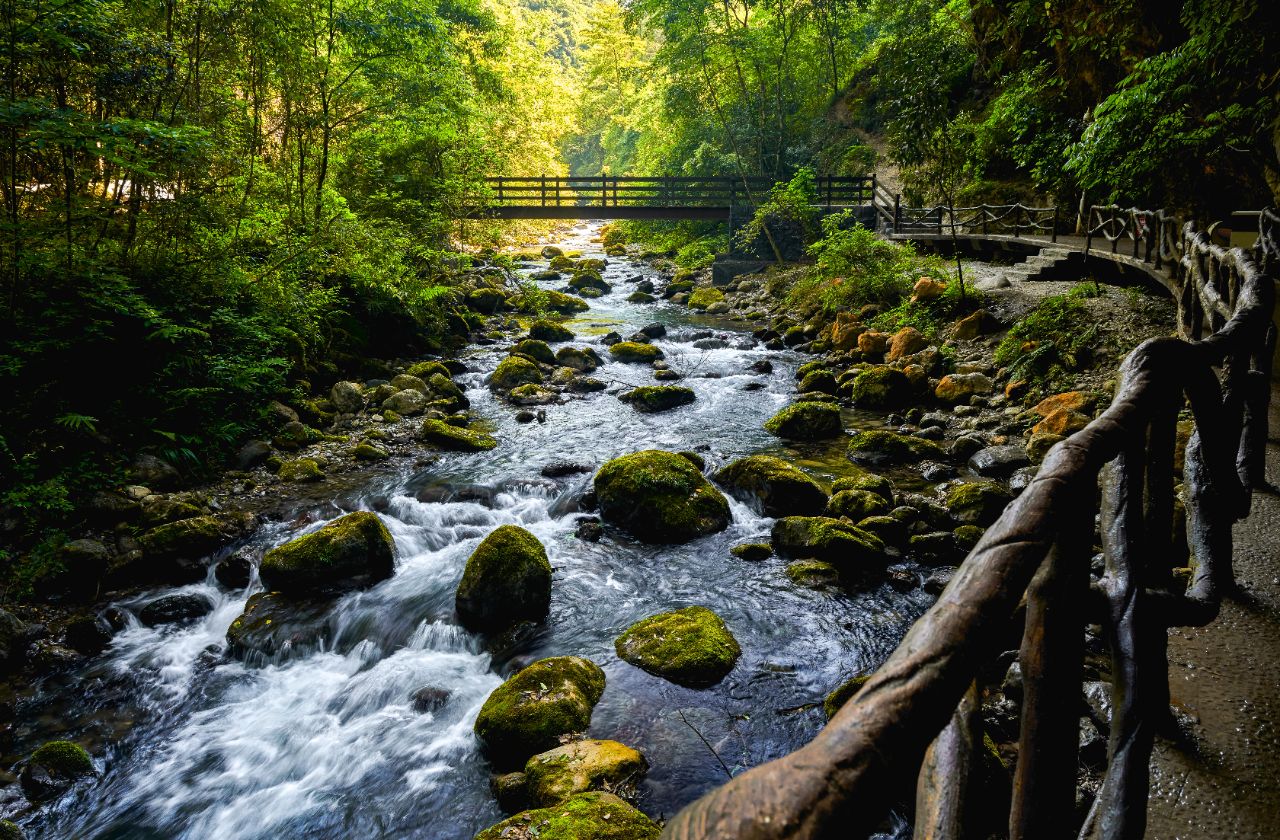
994 289 1097 385
736 168 822 253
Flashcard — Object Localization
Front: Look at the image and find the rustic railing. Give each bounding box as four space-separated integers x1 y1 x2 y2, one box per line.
884 198 1060 241
480 175 875 209
662 206 1278 840
1084 204 1184 271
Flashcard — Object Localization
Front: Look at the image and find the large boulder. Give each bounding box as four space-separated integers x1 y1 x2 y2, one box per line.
491 356 543 391
885 327 928 362
474 656 606 770
944 481 1013 526
420 419 496 452
258 511 394 594
763 401 842 440
524 740 648 807
614 606 740 687
713 455 827 517
475 792 659 840
139 513 254 563
826 489 890 521
381 389 428 416
225 591 333 661
968 445 1030 477
935 373 994 404
848 366 913 409
512 339 556 365
594 450 730 543
618 386 695 413
846 430 944 466
687 287 725 310
329 381 365 414
529 320 574 342
608 341 663 364
456 525 551 632
19 740 94 801
556 347 601 372
771 516 887 576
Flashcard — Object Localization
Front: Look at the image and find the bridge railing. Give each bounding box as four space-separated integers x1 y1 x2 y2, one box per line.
661 207 1279 840
479 175 875 209
884 198 1060 241
1085 204 1184 271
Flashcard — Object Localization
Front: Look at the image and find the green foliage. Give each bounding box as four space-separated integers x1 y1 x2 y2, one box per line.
994 291 1098 386
872 279 977 339
737 168 821 251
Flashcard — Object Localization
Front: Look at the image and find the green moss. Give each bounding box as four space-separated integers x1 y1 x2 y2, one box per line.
594 450 730 543
627 291 655 303
529 320 574 342
541 290 590 314
993 292 1094 387
730 542 773 561
555 346 601 372
763 401 842 440
352 442 390 461
954 524 984 551
785 559 840 588
523 740 648 807
406 361 451 381
798 369 838 395
771 516 887 574
259 511 394 593
30 741 93 777
823 674 870 719
826 488 890 521
944 482 1013 526
712 455 827 517
848 366 912 409
687 287 725 310
608 341 664 363
469 287 509 313
796 360 827 380
474 791 659 840
278 458 324 482
456 525 551 632
491 356 543 391
512 339 556 365
421 419 497 452
474 656 606 770
0 819 23 840
618 385 695 413
831 472 893 501
138 515 231 558
615 606 740 687
549 254 575 271
846 430 944 466
666 280 694 295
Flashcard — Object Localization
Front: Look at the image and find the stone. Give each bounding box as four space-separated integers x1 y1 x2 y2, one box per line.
944 482 1013 526
352 442 390 461
329 381 365 413
969 445 1030 477
1032 391 1097 417
225 591 333 660
410 686 452 713
468 287 509 313
474 792 659 840
1027 430 1065 463
824 675 870 719
763 401 842 440
798 369 838 395
935 373 994 404
730 542 773 561
786 559 840 588
615 606 740 687
389 373 428 395
885 327 928 362
911 276 947 301
831 312 863 350
381 389 428 416
858 330 890 354
713 455 827 517
1032 407 1090 437
278 458 323 482
62 614 112 656
687 287 726 310
608 341 664 363
405 360 451 380
420 419 496 452
139 514 252 564
19 740 94 801
555 346 601 372
130 453 180 489
490 356 543 391
826 489 890 521
524 740 648 807
456 525 552 633
529 320 574 342
234 440 273 471
951 309 994 340
215 550 254 589
846 430 945 466
138 593 215 626
512 339 556 365
474 656 606 770
594 450 730 544
910 532 963 565
832 472 893 501
848 366 913 409
771 516 886 576
258 511 394 594
619 386 696 413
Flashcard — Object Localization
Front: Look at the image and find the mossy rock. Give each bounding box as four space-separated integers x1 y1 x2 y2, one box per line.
524 740 648 807
555 346 601 372
713 455 827 517
826 488 890 521
225 591 333 660
615 606 740 687
352 442 390 461
491 356 544 392
456 525 551 632
406 360 451 380
19 740 94 801
627 291 655 303
259 511 395 594
594 450 730 543
771 516 887 575
568 272 611 293
0 820 23 840
474 791 659 840
512 339 556 365
529 320 574 342
848 366 913 409
474 657 606 770
846 430 945 467
944 482 1013 526
687 287 725 310
824 674 870 719
138 514 247 560
609 342 664 364
469 287 509 313
541 290 590 314
428 373 469 410
730 542 773 561
785 559 840 589
619 385 695 413
421 419 497 452
549 254 575 270
509 383 558 405
954 524 984 551
798 369 838 395
763 401 842 441
831 472 893 501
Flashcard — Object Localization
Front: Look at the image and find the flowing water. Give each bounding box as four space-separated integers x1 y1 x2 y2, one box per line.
16 222 934 838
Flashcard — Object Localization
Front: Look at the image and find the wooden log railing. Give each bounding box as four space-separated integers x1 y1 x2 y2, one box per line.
480 175 876 209
885 200 1061 241
661 206 1279 840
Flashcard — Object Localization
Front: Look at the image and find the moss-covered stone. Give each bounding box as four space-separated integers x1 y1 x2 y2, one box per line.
846 430 945 466
785 559 840 588
456 525 551 632
529 320 575 342
615 606 740 687
594 450 730 543
555 346 601 372
798 368 838 395
225 591 333 660
421 419 497 452
491 356 544 391
352 442 390 461
524 740 648 807
855 515 906 546
474 656 606 770
619 385 696 413
831 472 893 501
568 272 611 294
954 524 984 551
730 542 773 561
944 482 1013 526
713 455 827 517
279 458 324 483
848 366 913 409
541 290 590 314
627 291 655 303
406 360 451 380
512 339 556 365
771 516 887 575
509 383 558 405
687 287 725 310
427 373 469 410
138 514 248 560
469 287 509 313
824 674 870 719
0 819 23 840
474 791 659 840
19 740 94 801
259 511 394 594
826 488 890 521
609 341 664 363
763 401 842 440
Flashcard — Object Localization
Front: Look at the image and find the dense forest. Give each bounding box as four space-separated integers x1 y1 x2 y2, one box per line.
1 0 1277 585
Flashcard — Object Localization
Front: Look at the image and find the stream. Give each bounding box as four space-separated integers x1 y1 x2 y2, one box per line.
19 222 934 838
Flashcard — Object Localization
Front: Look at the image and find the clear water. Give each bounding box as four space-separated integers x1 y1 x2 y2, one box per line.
15 222 933 838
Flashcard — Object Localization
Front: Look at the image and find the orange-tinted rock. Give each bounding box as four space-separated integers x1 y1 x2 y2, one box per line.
952 309 993 340
886 327 928 362
1032 408 1090 437
911 277 947 302
935 373 994 403
1032 391 1096 417
858 331 891 355
831 312 864 351
1005 379 1030 400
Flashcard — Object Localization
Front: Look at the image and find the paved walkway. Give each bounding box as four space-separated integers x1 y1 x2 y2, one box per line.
1145 393 1280 838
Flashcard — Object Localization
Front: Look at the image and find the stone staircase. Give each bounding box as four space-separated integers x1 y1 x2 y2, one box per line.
988 246 1081 288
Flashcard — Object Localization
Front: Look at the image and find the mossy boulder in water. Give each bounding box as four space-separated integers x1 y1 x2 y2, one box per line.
468 287 509 313
474 791 659 840
474 656 606 770
0 819 23 840
490 356 543 392
618 385 695 413
771 516 887 576
614 606 740 687
555 346 601 372
406 360 451 380
798 368 838 395
420 419 496 452
278 458 324 482
594 450 730 543
258 511 394 594
529 320 574 342
832 472 893 502
826 488 890 521
824 674 870 719
687 287 725 310
225 591 334 660
609 341 663 363
139 513 253 562
537 290 590 314
456 525 551 632
19 740 93 801
846 430 945 466
848 366 913 409
944 481 1013 526
712 455 827 517
786 559 840 588
763 401 842 440
524 739 648 807
511 338 556 365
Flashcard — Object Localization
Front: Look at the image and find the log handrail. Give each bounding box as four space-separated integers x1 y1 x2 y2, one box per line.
662 206 1278 840
478 175 875 209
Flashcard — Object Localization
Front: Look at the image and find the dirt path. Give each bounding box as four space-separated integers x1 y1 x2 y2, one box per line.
1145 391 1280 838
